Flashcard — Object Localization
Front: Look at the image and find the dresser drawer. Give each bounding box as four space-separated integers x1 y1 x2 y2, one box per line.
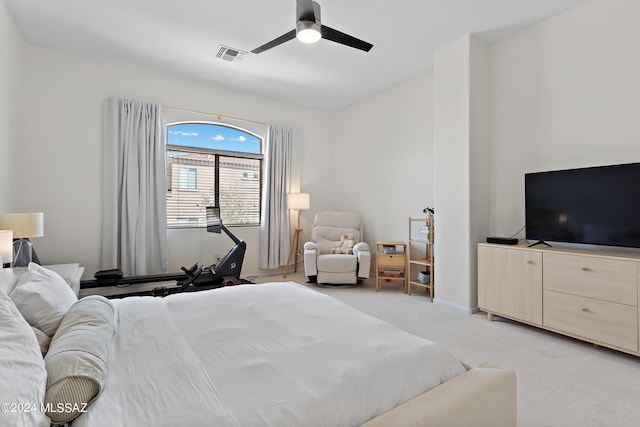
544 290 638 352
543 253 637 305
377 254 405 267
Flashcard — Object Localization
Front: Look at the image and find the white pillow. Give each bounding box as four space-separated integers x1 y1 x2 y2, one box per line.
10 263 78 337
44 295 115 423
0 268 21 295
0 292 50 427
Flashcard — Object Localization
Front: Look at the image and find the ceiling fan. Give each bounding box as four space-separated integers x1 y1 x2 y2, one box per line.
251 0 373 54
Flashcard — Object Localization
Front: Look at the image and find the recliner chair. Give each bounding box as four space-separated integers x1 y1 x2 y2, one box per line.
303 211 371 285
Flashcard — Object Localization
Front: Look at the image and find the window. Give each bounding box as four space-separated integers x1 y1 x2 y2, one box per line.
166 122 263 228
178 168 197 189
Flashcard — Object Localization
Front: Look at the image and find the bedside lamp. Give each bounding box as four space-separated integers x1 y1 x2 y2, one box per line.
0 212 44 267
283 193 310 278
0 230 13 268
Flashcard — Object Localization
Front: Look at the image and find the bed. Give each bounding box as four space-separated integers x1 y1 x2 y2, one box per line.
1 263 516 427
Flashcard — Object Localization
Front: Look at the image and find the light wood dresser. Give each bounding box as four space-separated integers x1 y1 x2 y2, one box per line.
478 243 640 356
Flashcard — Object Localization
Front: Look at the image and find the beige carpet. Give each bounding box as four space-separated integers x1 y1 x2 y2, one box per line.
260 271 640 427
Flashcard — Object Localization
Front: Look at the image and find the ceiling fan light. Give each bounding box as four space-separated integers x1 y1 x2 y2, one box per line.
296 21 321 44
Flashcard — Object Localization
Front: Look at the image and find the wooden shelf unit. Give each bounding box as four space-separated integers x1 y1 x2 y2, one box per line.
408 216 434 302
375 241 407 292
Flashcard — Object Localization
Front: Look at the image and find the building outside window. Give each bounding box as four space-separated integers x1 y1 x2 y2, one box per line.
176 217 199 226
166 122 263 228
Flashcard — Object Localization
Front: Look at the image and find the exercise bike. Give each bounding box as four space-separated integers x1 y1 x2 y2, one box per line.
81 206 248 298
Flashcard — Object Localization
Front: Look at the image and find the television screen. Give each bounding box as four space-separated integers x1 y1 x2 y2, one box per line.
525 163 640 248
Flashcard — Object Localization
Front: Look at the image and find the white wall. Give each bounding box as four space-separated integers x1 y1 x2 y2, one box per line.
0 0 23 211
12 46 334 278
468 38 490 309
333 73 435 247
433 36 490 310
489 0 640 237
433 37 472 308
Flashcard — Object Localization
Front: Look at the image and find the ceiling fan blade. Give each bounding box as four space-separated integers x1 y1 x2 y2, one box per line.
320 25 373 52
296 0 317 22
251 29 296 54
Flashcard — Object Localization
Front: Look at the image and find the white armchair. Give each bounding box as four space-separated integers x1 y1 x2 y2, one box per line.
303 211 371 285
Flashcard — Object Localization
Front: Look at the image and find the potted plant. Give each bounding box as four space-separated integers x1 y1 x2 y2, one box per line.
423 207 434 218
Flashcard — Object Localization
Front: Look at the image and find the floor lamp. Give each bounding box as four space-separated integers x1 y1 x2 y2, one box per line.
283 193 309 278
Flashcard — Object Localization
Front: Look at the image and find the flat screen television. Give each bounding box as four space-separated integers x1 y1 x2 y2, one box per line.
525 162 640 248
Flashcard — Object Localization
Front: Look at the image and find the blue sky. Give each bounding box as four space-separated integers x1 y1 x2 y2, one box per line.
167 123 261 154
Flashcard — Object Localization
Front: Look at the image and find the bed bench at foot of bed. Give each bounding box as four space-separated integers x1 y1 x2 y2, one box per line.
361 368 517 427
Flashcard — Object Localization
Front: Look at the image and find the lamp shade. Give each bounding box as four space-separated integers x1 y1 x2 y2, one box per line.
287 193 310 210
0 212 44 238
0 230 13 265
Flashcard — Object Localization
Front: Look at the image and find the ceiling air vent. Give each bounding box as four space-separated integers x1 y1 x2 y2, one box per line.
215 45 246 63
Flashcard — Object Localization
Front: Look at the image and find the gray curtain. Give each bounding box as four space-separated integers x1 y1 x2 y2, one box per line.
102 97 167 276
259 125 299 269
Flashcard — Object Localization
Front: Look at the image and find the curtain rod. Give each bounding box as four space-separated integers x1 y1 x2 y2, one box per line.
163 105 267 126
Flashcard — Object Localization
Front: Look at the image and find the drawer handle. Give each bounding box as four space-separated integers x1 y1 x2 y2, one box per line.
581 267 591 272
582 307 590 313
527 260 535 265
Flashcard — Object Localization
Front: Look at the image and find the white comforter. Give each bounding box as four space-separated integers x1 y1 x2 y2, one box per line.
72 282 465 427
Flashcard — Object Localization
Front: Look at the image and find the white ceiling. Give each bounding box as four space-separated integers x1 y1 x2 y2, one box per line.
5 0 587 110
